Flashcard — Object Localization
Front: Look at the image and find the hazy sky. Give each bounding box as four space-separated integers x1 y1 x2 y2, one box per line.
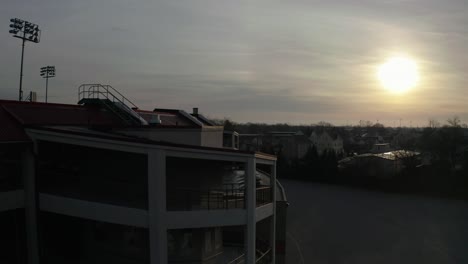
1 0 467 126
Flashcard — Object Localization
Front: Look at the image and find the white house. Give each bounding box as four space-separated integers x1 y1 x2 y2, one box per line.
309 131 344 156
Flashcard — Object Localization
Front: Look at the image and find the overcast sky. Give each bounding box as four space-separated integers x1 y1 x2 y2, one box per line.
1 0 467 126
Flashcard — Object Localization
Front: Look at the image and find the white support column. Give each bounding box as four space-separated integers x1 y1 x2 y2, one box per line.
148 149 167 264
23 148 39 264
270 162 277 263
245 157 256 264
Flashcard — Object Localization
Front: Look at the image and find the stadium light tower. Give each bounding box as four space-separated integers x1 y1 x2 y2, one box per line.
9 18 41 101
40 66 55 103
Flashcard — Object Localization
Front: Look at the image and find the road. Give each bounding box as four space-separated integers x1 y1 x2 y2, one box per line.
282 179 468 264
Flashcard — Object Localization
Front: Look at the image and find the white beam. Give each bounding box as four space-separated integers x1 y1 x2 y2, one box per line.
27 129 256 163
270 163 277 263
245 157 256 264
256 203 274 222
148 149 168 264
39 193 148 227
27 129 148 154
23 149 39 264
165 149 248 163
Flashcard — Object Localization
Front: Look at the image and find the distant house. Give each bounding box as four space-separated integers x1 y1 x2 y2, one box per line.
338 150 420 178
264 131 310 161
309 131 344 156
238 134 263 152
223 130 240 149
239 131 310 162
360 132 384 145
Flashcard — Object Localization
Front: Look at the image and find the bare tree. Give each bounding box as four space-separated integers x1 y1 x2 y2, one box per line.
447 116 461 127
316 121 333 127
428 118 440 128
359 120 373 128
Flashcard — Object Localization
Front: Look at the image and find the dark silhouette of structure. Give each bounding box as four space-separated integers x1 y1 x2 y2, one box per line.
0 84 287 264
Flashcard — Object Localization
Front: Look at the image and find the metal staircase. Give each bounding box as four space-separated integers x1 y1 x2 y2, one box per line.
78 84 148 126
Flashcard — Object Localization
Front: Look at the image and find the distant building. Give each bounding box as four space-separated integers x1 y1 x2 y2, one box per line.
239 131 309 163
309 131 344 156
239 134 263 152
0 84 285 264
223 130 240 150
360 132 384 145
265 131 310 161
338 150 420 178
371 143 392 154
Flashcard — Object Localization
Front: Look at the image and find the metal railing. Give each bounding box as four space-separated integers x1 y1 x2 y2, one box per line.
256 186 272 207
227 253 245 264
78 84 148 125
226 247 272 264
256 238 272 264
255 248 272 264
78 84 139 109
167 185 273 211
168 184 245 211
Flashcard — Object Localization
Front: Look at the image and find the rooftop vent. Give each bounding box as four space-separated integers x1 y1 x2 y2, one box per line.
193 107 198 115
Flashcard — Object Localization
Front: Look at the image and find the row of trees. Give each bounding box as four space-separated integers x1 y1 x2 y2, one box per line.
277 147 339 181
218 117 468 198
418 117 467 170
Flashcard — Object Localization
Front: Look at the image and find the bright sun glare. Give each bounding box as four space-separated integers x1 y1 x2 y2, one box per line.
378 57 419 93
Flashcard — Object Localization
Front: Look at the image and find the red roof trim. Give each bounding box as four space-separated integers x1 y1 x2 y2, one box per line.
0 99 81 108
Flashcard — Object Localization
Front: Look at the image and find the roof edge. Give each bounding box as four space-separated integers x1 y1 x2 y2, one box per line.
27 126 259 156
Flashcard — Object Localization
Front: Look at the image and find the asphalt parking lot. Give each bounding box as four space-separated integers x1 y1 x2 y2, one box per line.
282 179 468 264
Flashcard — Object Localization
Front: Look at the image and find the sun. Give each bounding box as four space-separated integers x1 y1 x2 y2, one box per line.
378 57 419 93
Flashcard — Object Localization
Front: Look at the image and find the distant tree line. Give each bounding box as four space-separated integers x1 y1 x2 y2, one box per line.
215 117 468 199
277 146 340 182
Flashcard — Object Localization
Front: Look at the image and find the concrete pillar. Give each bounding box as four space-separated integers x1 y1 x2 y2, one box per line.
23 148 39 264
245 157 256 264
270 162 277 263
148 149 167 264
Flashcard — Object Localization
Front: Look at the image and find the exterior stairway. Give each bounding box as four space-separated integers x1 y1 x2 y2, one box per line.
78 84 148 126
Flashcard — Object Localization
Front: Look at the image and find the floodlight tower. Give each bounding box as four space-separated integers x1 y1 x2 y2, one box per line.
40 66 55 103
9 18 41 101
